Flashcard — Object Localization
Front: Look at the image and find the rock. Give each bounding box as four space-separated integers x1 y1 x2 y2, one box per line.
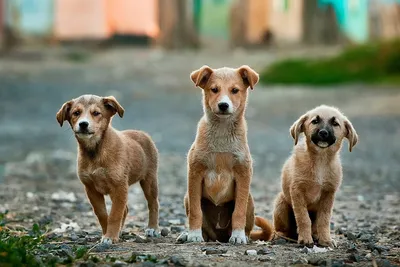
348 253 361 263
300 247 309 254
112 260 127 266
257 247 273 255
78 261 96 267
69 232 79 241
59 244 73 257
346 243 358 253
307 257 320 265
331 260 348 267
292 258 308 264
346 231 358 241
202 247 228 255
39 215 53 226
141 262 156 267
359 234 373 242
245 250 257 256
365 253 372 259
77 238 87 245
335 227 344 235
171 226 185 233
376 259 396 267
374 245 390 253
169 256 185 267
161 228 170 237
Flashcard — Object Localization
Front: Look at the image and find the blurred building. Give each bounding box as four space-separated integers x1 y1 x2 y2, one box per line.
0 0 399 49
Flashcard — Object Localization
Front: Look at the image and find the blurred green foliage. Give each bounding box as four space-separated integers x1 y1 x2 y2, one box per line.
260 40 400 86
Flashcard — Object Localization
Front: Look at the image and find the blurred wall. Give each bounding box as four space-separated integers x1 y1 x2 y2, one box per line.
55 0 110 39
268 0 303 43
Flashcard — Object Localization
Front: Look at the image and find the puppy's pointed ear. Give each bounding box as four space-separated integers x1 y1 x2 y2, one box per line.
190 65 213 89
56 100 73 127
344 118 358 152
237 65 259 90
103 96 124 118
290 114 308 145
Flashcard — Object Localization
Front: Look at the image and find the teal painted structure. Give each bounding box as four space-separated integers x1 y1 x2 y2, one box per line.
5 0 53 37
319 0 369 43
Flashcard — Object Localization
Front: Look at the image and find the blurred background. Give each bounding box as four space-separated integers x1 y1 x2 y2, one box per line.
0 0 399 265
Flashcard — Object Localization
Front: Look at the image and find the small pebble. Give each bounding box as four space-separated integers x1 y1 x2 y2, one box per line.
161 228 170 237
202 247 228 255
112 260 127 266
245 249 257 256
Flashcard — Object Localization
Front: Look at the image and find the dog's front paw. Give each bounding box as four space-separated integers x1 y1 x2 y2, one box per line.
187 229 204 243
298 234 314 247
229 229 248 245
145 228 160 238
101 235 118 245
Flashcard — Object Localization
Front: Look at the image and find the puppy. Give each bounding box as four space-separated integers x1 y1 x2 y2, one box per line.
56 95 160 244
273 105 358 247
178 65 272 244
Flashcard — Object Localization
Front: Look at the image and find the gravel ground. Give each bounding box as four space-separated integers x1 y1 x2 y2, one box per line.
0 47 399 267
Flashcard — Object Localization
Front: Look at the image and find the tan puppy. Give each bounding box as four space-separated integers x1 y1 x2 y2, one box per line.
273 105 358 247
178 65 272 244
56 95 160 244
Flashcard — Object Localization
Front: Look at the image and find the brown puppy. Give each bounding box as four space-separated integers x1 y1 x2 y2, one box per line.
56 95 160 244
273 105 358 247
178 65 272 244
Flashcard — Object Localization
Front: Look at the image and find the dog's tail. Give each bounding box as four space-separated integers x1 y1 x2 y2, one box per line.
250 216 273 241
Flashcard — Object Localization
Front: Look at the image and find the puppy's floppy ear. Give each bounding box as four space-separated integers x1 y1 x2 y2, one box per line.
290 114 308 145
56 100 73 127
190 65 213 89
344 118 358 152
103 96 124 118
237 65 259 90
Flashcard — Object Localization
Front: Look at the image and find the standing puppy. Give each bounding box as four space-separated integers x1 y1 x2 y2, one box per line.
178 65 272 244
273 105 358 247
56 95 160 244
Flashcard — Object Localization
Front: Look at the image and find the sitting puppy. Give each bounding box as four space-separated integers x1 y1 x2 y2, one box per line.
273 105 358 247
56 95 160 244
178 65 272 244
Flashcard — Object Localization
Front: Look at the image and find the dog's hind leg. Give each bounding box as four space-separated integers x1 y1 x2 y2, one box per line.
273 192 294 239
140 172 160 237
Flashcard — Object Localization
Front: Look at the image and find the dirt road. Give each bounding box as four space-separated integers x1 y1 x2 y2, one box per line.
0 47 399 266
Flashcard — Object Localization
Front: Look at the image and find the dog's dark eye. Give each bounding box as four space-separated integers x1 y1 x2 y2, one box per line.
73 111 80 116
92 111 100 116
231 88 239 94
311 118 319 124
332 121 339 127
211 88 219 93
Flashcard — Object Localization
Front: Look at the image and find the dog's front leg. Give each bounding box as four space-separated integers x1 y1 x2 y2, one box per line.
102 186 128 244
186 164 205 243
85 187 108 236
315 191 335 247
291 189 313 246
230 165 251 245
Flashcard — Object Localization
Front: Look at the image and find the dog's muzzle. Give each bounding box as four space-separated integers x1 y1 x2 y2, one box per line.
311 128 336 148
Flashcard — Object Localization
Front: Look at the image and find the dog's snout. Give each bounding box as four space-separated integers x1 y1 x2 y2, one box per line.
79 121 89 129
218 102 229 112
318 129 329 138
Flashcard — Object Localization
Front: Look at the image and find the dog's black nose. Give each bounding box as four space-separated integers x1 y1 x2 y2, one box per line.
218 102 229 112
318 129 329 138
79 121 89 129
